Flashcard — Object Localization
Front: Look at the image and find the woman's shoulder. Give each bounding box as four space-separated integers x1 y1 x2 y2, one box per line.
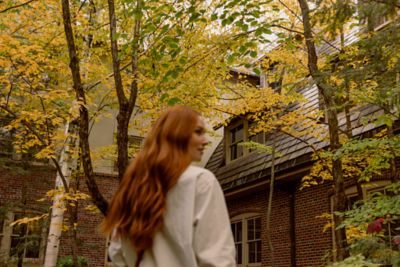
181 165 218 194
182 165 215 180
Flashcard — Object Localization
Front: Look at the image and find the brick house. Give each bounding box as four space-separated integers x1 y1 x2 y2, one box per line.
205 73 396 266
203 8 400 266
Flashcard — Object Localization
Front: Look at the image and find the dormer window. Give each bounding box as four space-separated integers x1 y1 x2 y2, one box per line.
225 119 266 163
229 123 244 161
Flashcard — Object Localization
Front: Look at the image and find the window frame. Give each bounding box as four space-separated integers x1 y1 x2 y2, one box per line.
231 213 262 267
0 211 47 264
226 120 247 163
225 119 266 163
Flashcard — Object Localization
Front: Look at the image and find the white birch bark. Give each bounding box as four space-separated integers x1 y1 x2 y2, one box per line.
44 123 76 267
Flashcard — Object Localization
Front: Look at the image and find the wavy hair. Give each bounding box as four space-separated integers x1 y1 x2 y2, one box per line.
101 106 200 253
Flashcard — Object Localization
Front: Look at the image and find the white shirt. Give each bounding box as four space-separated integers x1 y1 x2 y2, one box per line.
108 165 236 267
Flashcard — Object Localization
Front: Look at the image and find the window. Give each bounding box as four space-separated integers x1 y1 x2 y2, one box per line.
0 212 46 263
226 120 267 162
231 214 262 266
229 124 244 161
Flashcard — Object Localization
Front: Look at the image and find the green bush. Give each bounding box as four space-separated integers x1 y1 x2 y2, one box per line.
327 254 379 267
56 255 89 267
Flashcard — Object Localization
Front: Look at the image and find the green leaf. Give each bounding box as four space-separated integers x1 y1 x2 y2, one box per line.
167 97 181 106
253 68 261 75
160 93 169 102
227 54 236 64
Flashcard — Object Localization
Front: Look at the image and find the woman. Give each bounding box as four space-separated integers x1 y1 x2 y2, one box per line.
101 106 236 267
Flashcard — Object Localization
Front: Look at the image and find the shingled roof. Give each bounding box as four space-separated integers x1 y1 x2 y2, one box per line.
206 83 384 192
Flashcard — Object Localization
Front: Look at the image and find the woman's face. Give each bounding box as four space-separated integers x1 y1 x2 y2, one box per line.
188 116 208 162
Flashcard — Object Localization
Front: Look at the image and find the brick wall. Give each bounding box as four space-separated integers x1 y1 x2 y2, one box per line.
0 164 119 267
0 165 55 213
58 172 119 267
226 180 333 267
294 182 333 267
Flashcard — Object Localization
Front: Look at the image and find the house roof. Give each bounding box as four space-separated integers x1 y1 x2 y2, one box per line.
206 83 385 192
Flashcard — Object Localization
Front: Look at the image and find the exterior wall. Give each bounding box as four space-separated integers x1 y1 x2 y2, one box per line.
0 165 55 213
294 182 333 267
0 165 119 267
227 187 292 267
58 173 119 267
226 181 333 267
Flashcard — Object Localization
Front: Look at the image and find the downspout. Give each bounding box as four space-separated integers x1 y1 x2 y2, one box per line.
289 183 296 267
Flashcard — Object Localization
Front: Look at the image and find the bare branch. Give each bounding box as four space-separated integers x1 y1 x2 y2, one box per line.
0 0 36 13
270 24 304 35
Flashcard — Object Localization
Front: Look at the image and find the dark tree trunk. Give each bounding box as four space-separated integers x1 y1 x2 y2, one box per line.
107 0 139 181
61 0 108 215
297 0 349 261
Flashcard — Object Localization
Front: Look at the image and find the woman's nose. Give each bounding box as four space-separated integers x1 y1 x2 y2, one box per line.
203 139 210 146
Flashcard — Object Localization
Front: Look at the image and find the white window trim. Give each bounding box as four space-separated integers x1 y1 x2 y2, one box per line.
0 211 47 264
231 213 262 267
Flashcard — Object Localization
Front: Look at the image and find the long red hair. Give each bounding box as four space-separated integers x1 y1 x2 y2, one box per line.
101 106 199 253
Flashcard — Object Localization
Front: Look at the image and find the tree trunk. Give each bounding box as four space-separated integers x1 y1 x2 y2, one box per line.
107 0 139 181
44 123 75 267
297 0 349 260
61 0 108 215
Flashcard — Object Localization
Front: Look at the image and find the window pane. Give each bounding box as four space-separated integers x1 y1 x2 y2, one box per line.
10 215 42 259
230 129 236 143
25 237 40 258
256 240 261 263
10 235 21 256
235 125 243 142
237 221 242 242
248 219 254 241
255 217 261 239
25 221 41 258
236 243 242 264
248 242 256 263
230 145 237 160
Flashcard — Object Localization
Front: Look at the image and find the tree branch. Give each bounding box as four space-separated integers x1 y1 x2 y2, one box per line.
0 105 70 190
61 0 108 215
0 0 36 13
107 0 127 107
